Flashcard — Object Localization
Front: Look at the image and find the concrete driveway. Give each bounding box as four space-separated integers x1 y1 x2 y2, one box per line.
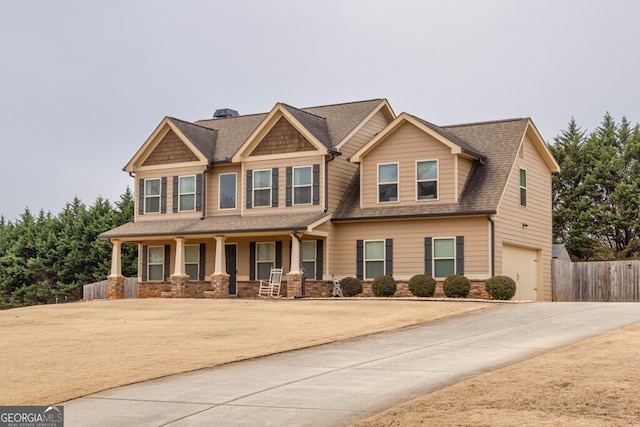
63 302 640 426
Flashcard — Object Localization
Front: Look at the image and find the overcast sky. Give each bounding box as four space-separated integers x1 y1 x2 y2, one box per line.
1 0 638 222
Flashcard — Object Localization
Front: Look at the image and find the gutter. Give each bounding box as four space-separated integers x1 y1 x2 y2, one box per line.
331 210 497 222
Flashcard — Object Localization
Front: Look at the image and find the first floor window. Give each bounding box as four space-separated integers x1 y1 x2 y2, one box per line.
433 238 455 278
219 173 237 210
148 246 164 281
293 166 312 205
256 242 275 280
302 241 316 277
364 240 385 279
378 163 398 203
185 245 200 280
519 168 527 206
145 178 161 213
253 170 271 207
179 176 196 211
417 160 438 200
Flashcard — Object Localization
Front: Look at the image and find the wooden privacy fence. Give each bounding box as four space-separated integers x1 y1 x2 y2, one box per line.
83 278 138 301
553 260 640 302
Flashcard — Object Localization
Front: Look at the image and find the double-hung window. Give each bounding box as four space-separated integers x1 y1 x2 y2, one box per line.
519 168 527 207
185 245 200 280
256 242 275 280
178 176 196 211
293 166 312 205
417 160 438 200
147 246 164 281
433 238 455 278
144 178 161 213
364 240 385 279
253 170 272 208
378 163 398 203
219 173 237 210
302 241 316 277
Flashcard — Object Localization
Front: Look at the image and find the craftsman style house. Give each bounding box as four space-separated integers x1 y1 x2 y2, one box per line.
101 99 559 301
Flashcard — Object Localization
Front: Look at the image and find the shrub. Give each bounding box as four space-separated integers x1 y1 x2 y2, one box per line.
408 274 436 297
485 275 516 300
371 275 397 297
443 274 470 298
340 276 363 297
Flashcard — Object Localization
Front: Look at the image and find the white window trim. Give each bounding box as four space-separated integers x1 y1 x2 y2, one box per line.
253 169 272 208
416 159 439 202
184 244 200 281
377 162 399 204
293 165 313 206
178 175 196 212
519 168 527 207
147 245 164 282
219 172 237 210
144 178 161 214
433 237 456 279
364 239 386 280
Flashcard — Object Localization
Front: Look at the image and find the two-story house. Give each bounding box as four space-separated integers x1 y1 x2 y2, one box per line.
100 98 559 301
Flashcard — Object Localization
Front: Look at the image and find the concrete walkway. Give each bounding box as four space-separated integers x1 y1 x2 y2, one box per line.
63 302 640 426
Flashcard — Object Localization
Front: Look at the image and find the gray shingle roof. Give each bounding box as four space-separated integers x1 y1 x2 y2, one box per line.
167 117 218 160
333 118 530 220
100 212 331 239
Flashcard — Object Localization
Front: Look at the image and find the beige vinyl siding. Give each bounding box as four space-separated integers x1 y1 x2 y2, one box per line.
457 157 474 197
494 131 554 301
327 110 391 212
242 155 326 215
135 165 205 222
360 122 457 208
207 164 241 217
330 217 490 280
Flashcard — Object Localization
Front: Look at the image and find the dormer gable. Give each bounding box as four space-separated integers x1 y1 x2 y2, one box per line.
350 113 484 163
232 103 332 162
124 117 214 172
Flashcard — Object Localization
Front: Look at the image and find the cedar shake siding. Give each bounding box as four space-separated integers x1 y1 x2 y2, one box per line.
143 130 200 166
250 117 316 156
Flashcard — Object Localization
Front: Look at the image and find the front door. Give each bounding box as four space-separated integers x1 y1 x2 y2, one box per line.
225 244 237 295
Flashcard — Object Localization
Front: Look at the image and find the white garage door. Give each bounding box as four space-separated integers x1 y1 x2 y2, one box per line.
502 245 539 301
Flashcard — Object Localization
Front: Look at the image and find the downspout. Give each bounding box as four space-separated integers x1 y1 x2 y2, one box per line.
487 214 495 276
324 150 341 212
201 161 215 220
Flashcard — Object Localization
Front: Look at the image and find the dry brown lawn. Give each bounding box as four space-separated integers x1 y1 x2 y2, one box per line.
0 298 489 405
3 299 639 427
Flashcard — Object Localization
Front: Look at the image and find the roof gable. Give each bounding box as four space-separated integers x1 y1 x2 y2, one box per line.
350 113 484 163
249 116 316 156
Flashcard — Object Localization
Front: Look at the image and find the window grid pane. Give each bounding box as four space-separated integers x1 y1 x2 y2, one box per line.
434 260 455 278
302 241 316 260
257 243 275 262
365 261 384 279
145 179 161 213
417 161 437 200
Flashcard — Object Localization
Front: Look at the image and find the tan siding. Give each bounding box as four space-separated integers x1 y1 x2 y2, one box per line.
458 157 474 197
142 130 199 166
330 217 490 280
327 110 391 212
494 132 554 300
360 122 457 208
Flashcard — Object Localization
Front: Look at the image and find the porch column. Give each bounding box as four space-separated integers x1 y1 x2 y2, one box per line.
289 233 301 274
214 236 226 274
170 237 189 297
107 239 125 299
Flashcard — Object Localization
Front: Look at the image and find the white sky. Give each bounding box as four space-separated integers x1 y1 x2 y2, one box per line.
1 0 638 221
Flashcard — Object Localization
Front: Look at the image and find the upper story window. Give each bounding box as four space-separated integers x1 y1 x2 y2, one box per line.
519 168 527 206
433 238 455 278
184 244 200 280
219 173 237 210
293 166 312 205
144 178 161 214
253 169 272 208
417 160 438 200
256 242 275 280
178 176 196 211
378 163 398 203
147 246 165 281
364 240 385 279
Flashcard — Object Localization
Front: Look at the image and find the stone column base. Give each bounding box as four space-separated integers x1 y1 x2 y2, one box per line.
204 273 230 298
107 275 125 300
286 272 304 299
170 274 190 298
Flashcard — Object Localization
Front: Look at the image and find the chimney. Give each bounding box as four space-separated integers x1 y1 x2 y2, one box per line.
213 108 239 119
